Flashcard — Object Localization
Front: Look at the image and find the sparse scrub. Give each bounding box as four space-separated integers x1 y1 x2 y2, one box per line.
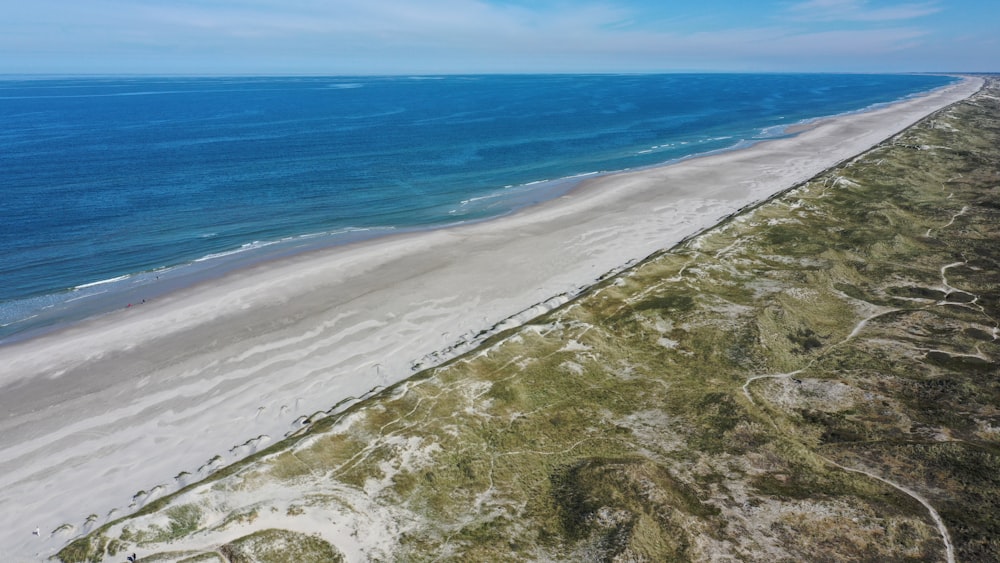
219 529 344 563
60 79 1000 562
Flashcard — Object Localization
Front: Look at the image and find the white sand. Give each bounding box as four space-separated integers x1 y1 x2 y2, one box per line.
0 76 981 561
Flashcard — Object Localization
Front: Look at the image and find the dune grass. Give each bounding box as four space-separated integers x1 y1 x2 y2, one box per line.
60 78 1000 562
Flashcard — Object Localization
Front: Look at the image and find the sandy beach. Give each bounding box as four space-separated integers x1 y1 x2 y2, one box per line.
0 76 981 561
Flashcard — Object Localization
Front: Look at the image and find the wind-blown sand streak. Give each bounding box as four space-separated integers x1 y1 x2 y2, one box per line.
0 76 981 561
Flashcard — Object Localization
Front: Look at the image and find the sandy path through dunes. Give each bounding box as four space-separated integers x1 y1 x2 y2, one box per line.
0 77 981 561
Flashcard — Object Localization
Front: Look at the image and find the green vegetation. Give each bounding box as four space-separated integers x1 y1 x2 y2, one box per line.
219 529 343 563
59 78 1000 562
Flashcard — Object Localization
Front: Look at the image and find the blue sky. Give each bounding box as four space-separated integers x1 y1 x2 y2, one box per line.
2 0 996 74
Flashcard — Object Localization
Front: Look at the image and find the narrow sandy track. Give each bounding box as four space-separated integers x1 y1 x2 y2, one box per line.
822 456 955 563
740 222 974 562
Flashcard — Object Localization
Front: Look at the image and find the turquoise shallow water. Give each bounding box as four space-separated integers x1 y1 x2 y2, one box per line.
0 73 956 341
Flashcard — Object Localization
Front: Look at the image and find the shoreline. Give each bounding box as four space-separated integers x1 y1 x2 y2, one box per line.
0 169 595 348
0 78 958 348
0 76 982 560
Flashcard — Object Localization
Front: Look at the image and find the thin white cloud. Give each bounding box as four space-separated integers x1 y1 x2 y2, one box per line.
0 0 970 73
785 0 941 22
68 0 927 53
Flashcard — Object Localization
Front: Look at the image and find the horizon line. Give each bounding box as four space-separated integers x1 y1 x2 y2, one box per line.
0 70 988 79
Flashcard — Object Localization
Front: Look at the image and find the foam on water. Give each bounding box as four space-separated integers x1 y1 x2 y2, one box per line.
0 74 957 342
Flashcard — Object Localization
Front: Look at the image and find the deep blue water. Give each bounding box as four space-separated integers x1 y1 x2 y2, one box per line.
0 74 956 342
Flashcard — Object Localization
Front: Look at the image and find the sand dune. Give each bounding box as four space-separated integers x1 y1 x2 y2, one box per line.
0 76 981 561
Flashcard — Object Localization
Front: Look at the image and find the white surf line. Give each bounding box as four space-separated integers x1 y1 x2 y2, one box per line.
821 456 955 563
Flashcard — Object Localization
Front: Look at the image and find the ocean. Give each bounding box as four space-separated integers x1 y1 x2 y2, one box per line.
0 73 957 342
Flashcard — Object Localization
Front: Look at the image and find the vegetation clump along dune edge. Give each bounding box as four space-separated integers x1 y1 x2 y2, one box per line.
60 78 1000 562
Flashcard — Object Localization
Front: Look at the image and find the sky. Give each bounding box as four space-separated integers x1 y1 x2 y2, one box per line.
1 0 997 75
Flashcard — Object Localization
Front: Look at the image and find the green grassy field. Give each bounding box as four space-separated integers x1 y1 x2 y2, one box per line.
60 78 999 562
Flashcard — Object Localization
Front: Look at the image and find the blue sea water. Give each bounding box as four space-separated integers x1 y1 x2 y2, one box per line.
0 73 956 342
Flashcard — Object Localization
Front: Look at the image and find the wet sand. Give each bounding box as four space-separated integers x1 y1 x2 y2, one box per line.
0 76 981 561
